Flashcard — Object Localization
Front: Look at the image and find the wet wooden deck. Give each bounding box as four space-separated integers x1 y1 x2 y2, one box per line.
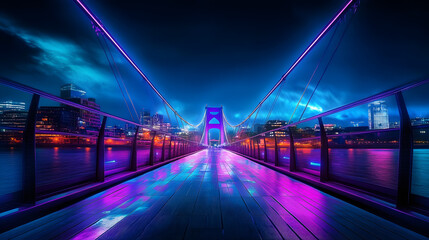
0 149 425 239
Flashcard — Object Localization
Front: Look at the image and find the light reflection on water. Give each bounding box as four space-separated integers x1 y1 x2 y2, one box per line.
0 147 428 199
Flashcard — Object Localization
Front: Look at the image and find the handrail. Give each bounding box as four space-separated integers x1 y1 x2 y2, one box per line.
229 77 429 145
0 126 157 142
0 76 200 144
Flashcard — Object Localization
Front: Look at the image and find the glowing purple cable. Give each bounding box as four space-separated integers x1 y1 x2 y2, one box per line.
227 0 357 127
74 0 201 127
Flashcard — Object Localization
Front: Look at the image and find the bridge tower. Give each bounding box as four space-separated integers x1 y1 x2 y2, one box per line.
203 106 226 146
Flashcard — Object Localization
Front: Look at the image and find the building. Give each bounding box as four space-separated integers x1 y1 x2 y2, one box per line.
0 101 25 113
368 100 389 129
0 101 27 144
411 117 429 126
253 123 265 134
314 123 336 132
105 125 126 138
265 120 287 137
0 111 27 128
151 113 163 129
60 84 101 131
60 84 86 99
0 100 27 128
71 98 101 130
36 106 80 132
140 110 151 125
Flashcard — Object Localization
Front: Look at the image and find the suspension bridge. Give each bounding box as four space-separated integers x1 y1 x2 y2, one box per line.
0 0 428 239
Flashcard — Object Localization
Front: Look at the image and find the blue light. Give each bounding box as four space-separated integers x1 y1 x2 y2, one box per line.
106 160 116 164
310 162 321 166
0 208 19 217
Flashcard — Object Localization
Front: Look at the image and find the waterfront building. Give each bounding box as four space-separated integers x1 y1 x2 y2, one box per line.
140 110 151 125
36 106 80 132
0 100 25 113
368 100 389 129
265 120 287 137
0 101 27 144
60 83 86 99
152 113 163 130
60 84 101 131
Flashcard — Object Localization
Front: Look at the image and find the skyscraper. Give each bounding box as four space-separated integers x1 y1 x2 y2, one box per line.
60 84 86 99
152 113 163 130
368 100 389 129
36 106 80 132
0 101 25 113
60 84 100 131
0 101 27 144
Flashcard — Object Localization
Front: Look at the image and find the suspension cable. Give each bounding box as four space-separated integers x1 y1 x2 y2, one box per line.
95 29 135 121
265 80 285 123
163 102 172 124
299 12 355 121
74 0 204 128
101 34 139 120
218 0 358 128
250 105 262 132
287 23 340 124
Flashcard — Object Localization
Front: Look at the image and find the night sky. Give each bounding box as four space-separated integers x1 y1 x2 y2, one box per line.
1 0 428 128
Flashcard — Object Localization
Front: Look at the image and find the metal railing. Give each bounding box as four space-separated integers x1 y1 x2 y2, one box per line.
225 77 429 210
0 76 204 206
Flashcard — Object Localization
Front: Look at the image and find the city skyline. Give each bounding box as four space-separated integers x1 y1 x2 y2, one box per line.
1 0 428 126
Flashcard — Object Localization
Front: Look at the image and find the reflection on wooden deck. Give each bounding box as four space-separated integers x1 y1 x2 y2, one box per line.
0 149 425 239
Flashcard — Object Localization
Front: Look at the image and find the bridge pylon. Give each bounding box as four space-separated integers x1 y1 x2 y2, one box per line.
202 106 227 146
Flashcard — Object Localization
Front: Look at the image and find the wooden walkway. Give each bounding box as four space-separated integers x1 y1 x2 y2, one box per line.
0 149 426 240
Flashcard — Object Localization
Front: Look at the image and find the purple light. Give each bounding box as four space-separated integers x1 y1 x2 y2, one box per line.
310 162 321 166
229 0 357 127
73 0 198 127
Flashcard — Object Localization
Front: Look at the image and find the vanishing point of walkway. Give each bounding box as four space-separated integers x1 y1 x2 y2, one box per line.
0 149 425 240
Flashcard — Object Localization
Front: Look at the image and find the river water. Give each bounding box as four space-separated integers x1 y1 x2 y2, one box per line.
0 147 427 199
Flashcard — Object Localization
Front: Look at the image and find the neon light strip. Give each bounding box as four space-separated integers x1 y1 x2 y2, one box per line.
310 162 321 166
226 0 356 127
74 0 201 128
0 208 19 218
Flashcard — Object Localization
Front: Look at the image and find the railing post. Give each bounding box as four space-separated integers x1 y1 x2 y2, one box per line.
248 142 251 156
130 126 139 171
149 131 156 166
274 133 279 166
395 91 413 209
288 127 297 172
250 139 254 158
160 134 166 162
263 137 268 162
178 140 182 156
96 116 107 182
183 141 186 154
182 141 185 155
257 138 261 160
168 136 172 159
318 117 329 182
173 140 177 157
22 94 40 204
